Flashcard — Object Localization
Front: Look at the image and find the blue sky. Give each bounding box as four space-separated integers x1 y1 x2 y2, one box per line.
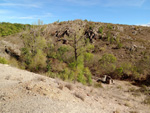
0 0 150 25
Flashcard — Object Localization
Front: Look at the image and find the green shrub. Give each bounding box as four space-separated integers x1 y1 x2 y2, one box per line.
108 37 115 44
84 52 94 61
84 67 92 85
107 24 113 29
76 57 86 84
68 62 77 69
113 62 141 80
60 68 70 81
114 67 124 78
85 22 95 30
0 57 8 64
116 42 123 49
47 44 57 59
120 62 133 75
106 31 111 38
68 71 75 81
99 53 117 64
21 47 32 65
57 46 69 61
46 71 58 78
98 26 103 33
20 28 48 72
77 72 86 84
0 22 31 37
99 53 117 74
116 35 120 44
94 82 103 88
84 19 88 22
29 49 47 72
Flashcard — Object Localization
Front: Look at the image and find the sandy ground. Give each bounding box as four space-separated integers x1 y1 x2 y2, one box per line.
0 64 149 113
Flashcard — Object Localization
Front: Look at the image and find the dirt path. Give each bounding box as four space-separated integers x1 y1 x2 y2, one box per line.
0 64 149 113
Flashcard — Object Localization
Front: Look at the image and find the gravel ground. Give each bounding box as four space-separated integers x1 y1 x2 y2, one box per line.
0 64 149 113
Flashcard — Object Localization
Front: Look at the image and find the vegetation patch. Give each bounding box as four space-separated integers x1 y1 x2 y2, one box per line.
0 22 31 37
0 57 8 64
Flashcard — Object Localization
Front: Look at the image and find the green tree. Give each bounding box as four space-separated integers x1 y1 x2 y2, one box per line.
99 53 117 74
29 49 47 72
20 28 47 72
67 28 94 84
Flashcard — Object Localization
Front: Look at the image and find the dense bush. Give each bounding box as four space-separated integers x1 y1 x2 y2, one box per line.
99 53 117 74
29 50 47 72
99 53 117 65
107 24 113 29
113 62 138 79
116 42 123 49
98 26 103 34
57 46 69 61
84 67 92 85
20 28 47 72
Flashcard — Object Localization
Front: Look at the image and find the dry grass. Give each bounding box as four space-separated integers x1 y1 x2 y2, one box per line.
8 58 19 68
36 77 46 82
129 111 139 113
74 92 85 101
113 109 120 113
94 82 103 88
58 84 64 90
128 87 136 92
124 101 132 107
65 83 74 90
143 96 150 105
117 85 122 89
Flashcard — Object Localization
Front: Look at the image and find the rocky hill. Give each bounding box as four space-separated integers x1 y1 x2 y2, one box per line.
0 20 150 84
0 20 150 113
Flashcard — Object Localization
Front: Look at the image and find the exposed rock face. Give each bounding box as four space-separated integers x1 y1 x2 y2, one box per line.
0 40 21 59
85 29 99 43
117 26 124 32
132 31 138 35
55 29 70 38
57 38 69 44
85 30 94 43
5 46 20 60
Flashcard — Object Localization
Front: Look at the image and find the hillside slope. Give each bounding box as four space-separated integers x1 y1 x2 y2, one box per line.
1 20 150 81
0 64 149 113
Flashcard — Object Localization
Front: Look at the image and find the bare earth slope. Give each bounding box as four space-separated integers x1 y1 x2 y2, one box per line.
0 64 149 113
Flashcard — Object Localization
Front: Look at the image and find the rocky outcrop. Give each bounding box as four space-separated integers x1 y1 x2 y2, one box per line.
0 40 21 60
97 75 114 84
55 29 70 38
